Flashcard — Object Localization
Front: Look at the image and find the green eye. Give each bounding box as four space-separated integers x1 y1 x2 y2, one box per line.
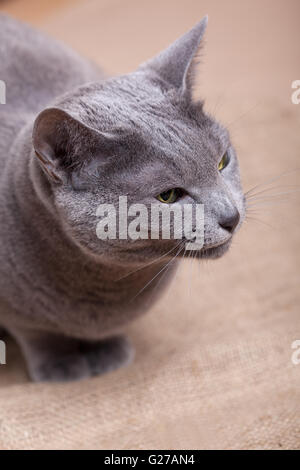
218 152 229 171
157 188 180 204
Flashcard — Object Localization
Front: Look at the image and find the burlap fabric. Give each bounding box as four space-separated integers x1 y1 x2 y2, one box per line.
0 0 299 450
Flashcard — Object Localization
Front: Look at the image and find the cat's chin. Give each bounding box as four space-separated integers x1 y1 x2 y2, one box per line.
185 239 232 260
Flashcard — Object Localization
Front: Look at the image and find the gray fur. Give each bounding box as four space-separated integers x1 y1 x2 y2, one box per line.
0 14 245 382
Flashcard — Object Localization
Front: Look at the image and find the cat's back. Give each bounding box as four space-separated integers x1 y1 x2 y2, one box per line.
0 14 102 112
0 14 102 170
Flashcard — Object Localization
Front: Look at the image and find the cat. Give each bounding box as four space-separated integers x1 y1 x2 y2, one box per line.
0 14 245 382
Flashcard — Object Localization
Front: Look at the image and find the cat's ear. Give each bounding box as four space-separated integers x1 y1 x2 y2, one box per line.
140 16 208 94
33 107 111 183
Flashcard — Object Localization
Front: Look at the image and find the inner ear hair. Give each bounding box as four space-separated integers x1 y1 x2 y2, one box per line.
34 150 63 183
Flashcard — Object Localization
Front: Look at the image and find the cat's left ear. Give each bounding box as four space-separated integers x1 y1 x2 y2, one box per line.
32 107 115 184
139 16 208 95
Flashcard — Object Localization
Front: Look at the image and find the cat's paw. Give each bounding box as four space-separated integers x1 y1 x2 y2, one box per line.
29 336 134 383
30 354 91 383
81 336 135 376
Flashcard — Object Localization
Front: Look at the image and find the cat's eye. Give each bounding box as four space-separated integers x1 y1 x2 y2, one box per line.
218 152 229 171
157 188 181 204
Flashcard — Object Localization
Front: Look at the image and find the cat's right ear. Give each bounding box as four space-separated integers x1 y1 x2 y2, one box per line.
139 16 208 95
32 107 107 184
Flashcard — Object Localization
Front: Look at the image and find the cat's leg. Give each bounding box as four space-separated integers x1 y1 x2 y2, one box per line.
11 329 134 383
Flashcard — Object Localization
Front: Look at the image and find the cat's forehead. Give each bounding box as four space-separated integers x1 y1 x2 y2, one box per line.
59 75 229 183
76 75 228 156
75 75 188 125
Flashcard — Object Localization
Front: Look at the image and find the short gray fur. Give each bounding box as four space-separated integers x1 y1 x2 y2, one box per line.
0 15 245 382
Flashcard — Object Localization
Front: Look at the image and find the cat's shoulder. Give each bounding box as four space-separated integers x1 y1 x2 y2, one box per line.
0 13 36 42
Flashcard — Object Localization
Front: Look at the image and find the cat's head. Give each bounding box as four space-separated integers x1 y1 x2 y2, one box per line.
32 17 245 266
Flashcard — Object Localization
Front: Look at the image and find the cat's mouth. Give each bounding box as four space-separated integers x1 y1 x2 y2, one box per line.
184 237 232 259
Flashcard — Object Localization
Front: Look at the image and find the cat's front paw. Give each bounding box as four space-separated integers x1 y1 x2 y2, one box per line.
30 354 92 383
29 336 134 383
81 336 135 376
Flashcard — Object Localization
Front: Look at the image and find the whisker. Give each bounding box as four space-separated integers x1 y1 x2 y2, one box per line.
246 189 300 202
246 207 275 214
227 101 262 129
246 184 300 200
245 215 274 229
165 251 184 301
115 239 183 281
247 200 291 209
152 240 193 301
187 248 195 299
244 169 300 197
131 242 185 301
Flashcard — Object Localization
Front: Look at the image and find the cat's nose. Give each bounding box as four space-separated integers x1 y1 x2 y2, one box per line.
219 209 240 233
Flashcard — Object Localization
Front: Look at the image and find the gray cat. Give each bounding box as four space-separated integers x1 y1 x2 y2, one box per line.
0 14 245 382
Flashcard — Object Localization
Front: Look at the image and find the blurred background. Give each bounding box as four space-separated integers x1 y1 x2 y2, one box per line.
0 0 299 450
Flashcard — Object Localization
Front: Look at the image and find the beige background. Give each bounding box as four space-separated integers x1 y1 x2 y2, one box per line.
0 0 299 449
